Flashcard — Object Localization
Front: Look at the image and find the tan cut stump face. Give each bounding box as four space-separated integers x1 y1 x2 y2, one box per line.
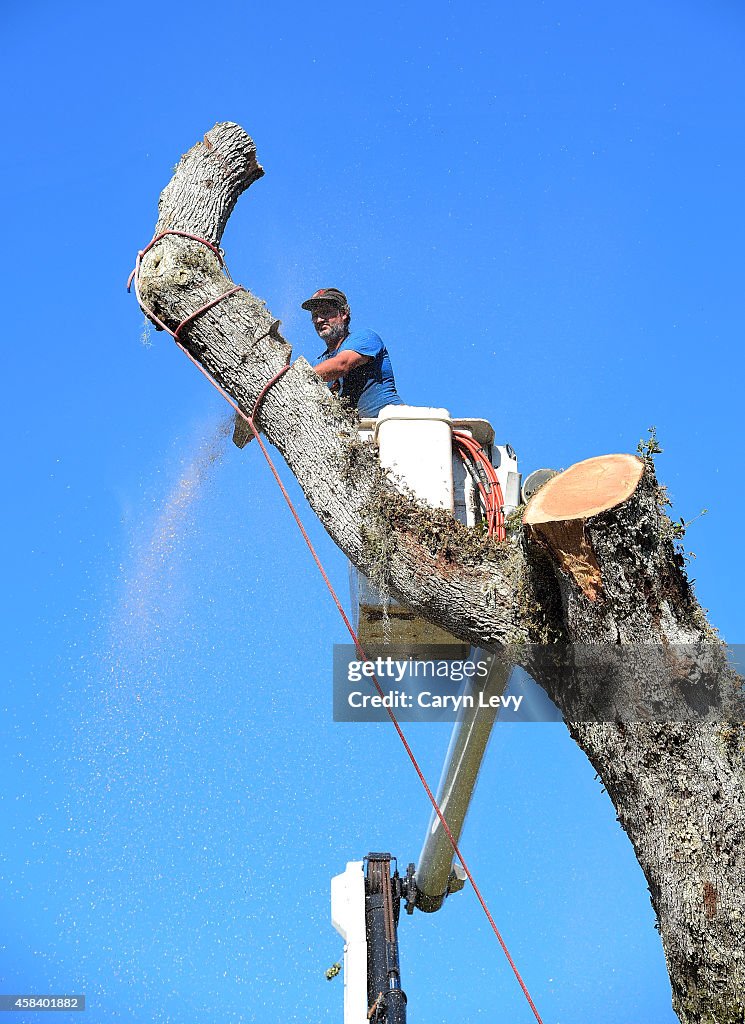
523 454 644 524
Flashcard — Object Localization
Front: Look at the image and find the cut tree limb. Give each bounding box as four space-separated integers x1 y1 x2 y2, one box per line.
135 122 540 651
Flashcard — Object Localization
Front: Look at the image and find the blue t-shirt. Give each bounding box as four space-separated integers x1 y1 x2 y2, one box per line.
316 328 403 418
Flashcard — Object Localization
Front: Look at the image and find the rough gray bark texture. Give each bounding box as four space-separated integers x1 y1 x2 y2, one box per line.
134 122 744 1023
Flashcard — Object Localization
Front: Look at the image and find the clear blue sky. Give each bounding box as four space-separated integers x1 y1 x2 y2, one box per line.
2 1 743 1022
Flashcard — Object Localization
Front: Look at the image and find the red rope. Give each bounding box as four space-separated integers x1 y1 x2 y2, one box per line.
246 417 545 1024
128 234 545 1023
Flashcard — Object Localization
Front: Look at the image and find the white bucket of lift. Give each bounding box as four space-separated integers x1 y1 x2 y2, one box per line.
351 406 520 658
375 406 455 511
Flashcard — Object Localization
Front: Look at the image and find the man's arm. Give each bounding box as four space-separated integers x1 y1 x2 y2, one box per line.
314 349 371 381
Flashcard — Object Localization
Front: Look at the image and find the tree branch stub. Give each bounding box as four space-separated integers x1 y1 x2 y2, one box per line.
523 453 645 601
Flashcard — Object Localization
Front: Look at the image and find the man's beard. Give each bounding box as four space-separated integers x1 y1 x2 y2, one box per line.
319 322 348 348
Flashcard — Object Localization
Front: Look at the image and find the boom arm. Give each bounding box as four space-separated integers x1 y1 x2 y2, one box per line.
331 653 509 1022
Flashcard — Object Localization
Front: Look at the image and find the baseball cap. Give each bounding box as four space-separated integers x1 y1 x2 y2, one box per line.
301 287 348 311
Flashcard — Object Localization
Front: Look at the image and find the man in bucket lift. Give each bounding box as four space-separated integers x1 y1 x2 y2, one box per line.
303 288 403 418
233 287 403 448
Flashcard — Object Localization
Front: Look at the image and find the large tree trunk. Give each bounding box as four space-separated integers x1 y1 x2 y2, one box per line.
524 458 745 1022
132 122 744 1023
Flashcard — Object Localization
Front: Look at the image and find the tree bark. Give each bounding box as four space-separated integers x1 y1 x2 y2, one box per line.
133 122 745 1023
523 455 745 1022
